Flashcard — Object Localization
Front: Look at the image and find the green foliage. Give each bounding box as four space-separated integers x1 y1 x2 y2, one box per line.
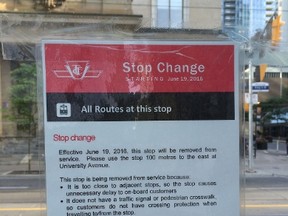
10 63 37 135
262 86 288 110
260 87 288 125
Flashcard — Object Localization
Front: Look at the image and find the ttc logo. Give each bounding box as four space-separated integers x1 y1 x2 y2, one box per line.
53 61 102 80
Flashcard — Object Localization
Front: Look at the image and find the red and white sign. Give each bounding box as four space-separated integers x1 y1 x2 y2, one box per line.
44 43 234 93
43 41 240 216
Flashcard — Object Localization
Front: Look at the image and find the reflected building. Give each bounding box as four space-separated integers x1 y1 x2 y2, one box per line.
0 0 223 137
223 0 281 40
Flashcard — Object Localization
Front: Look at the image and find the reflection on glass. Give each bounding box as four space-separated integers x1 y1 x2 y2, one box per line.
156 0 183 28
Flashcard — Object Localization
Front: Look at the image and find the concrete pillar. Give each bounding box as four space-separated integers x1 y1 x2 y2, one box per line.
0 59 14 136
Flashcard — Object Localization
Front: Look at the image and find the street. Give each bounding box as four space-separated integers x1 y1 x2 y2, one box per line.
244 141 288 216
0 175 44 191
245 176 288 216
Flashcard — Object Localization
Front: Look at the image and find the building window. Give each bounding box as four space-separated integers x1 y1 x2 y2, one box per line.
155 0 183 28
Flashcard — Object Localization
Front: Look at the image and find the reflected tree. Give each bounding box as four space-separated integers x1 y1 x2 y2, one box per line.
10 62 37 171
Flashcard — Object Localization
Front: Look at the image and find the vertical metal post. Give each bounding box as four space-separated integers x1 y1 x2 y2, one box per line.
248 59 254 170
248 0 254 171
280 66 283 97
276 138 280 152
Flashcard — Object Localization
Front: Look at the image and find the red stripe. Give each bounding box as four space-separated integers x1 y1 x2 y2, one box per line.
44 43 235 93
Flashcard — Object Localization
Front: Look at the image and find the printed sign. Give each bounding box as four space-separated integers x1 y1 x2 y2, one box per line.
252 82 269 92
245 93 259 104
43 41 240 216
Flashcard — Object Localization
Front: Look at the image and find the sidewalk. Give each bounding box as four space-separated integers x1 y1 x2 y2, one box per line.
246 149 288 177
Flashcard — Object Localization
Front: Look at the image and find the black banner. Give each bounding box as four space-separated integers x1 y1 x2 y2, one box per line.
46 93 235 121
